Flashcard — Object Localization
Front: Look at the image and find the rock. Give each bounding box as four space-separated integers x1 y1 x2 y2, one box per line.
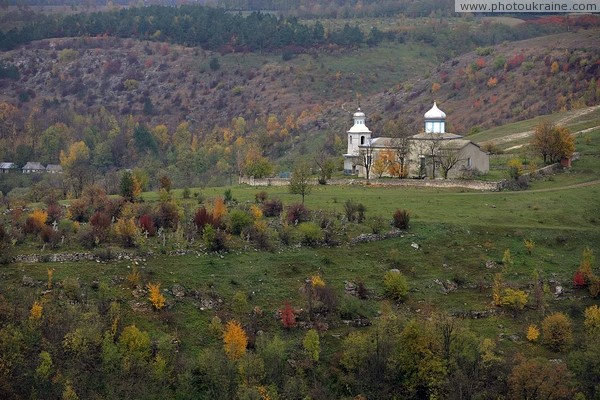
22 275 35 287
344 281 357 295
411 242 420 250
555 285 563 297
90 280 100 290
172 284 186 298
389 269 400 274
485 260 497 269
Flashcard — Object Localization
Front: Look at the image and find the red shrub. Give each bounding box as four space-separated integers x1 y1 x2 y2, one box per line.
90 211 111 231
46 204 63 224
139 214 156 236
574 271 587 287
392 209 410 230
280 302 296 329
286 203 310 225
262 198 283 217
194 207 215 231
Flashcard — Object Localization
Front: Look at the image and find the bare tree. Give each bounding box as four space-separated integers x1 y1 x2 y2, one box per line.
356 138 376 181
416 134 443 179
387 119 412 179
438 146 463 179
314 151 335 184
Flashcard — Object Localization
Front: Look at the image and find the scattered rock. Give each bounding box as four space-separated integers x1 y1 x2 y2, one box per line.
433 279 458 294
344 281 357 296
22 275 35 287
555 285 563 297
172 284 186 298
485 260 497 269
342 317 371 327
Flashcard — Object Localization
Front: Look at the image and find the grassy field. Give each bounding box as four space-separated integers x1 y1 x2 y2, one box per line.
2 119 599 379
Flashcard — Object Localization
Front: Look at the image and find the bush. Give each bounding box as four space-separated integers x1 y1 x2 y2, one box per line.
344 200 366 223
182 188 191 199
383 270 409 301
245 220 272 250
46 204 64 224
367 216 387 234
254 191 268 203
224 189 233 203
76 225 98 249
203 225 228 252
541 312 573 351
286 203 310 225
392 209 410 229
298 222 322 246
40 225 61 247
139 214 156 236
90 211 111 231
262 198 283 217
277 223 294 245
194 207 214 231
155 201 180 229
228 209 253 235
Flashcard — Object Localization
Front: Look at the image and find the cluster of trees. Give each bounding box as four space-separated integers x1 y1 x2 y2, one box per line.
0 103 311 196
0 5 370 52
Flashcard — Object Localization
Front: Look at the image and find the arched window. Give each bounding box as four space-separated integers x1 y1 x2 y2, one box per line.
361 136 365 145
349 136 353 144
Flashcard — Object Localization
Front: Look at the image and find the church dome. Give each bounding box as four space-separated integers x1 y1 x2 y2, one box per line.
424 102 446 120
353 108 365 118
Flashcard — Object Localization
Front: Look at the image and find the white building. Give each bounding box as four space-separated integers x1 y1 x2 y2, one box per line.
347 102 490 179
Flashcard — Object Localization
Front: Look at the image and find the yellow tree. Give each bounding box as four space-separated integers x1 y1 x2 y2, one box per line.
60 141 91 198
147 283 166 310
532 121 575 164
223 320 248 360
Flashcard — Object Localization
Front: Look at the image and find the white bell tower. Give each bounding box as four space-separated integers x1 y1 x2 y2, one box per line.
343 108 372 174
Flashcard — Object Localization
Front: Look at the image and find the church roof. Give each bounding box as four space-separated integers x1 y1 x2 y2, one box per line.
424 102 446 120
411 132 462 140
440 139 475 150
353 108 365 118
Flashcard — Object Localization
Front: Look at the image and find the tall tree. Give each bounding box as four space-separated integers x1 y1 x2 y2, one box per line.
532 121 575 164
60 141 91 198
289 161 312 204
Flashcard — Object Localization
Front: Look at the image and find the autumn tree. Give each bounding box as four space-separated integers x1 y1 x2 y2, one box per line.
542 312 573 351
532 121 575 164
289 161 312 204
303 329 320 363
147 283 166 310
372 149 393 178
60 141 91 198
280 301 296 329
223 320 248 360
314 152 335 184
508 355 574 399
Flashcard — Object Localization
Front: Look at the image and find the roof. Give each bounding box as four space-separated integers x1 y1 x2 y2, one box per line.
353 108 365 118
22 162 45 170
46 164 63 172
424 102 446 120
0 162 16 169
411 132 463 140
440 139 475 150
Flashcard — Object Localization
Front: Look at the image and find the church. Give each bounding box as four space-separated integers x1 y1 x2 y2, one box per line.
343 102 489 179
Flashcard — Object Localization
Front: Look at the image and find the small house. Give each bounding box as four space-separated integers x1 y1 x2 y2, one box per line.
46 164 63 174
0 162 17 173
22 162 45 173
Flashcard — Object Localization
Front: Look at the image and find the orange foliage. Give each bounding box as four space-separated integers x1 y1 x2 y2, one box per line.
29 209 48 230
431 82 441 93
147 283 166 310
223 320 248 360
487 77 498 88
212 197 227 223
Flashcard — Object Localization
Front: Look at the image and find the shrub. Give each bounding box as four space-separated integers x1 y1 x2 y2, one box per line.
541 312 573 351
392 209 410 229
286 203 310 225
40 225 60 247
224 189 233 203
228 209 253 235
182 188 191 199
46 204 63 224
76 225 98 249
500 288 528 312
155 201 180 230
246 220 271 250
526 325 540 342
262 198 283 217
280 302 296 329
383 270 409 301
254 191 268 203
147 283 166 310
114 217 139 248
277 223 294 245
367 216 387 234
90 211 111 232
203 225 228 252
139 214 156 236
194 207 214 231
344 200 366 223
298 222 322 246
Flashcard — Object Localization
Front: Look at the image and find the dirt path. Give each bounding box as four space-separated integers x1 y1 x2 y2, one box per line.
454 179 600 196
483 105 600 148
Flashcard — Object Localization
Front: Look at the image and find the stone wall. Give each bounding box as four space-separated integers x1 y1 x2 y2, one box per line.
239 175 503 191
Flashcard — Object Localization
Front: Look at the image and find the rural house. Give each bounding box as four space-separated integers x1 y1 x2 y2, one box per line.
22 162 46 173
0 162 17 173
46 164 63 174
